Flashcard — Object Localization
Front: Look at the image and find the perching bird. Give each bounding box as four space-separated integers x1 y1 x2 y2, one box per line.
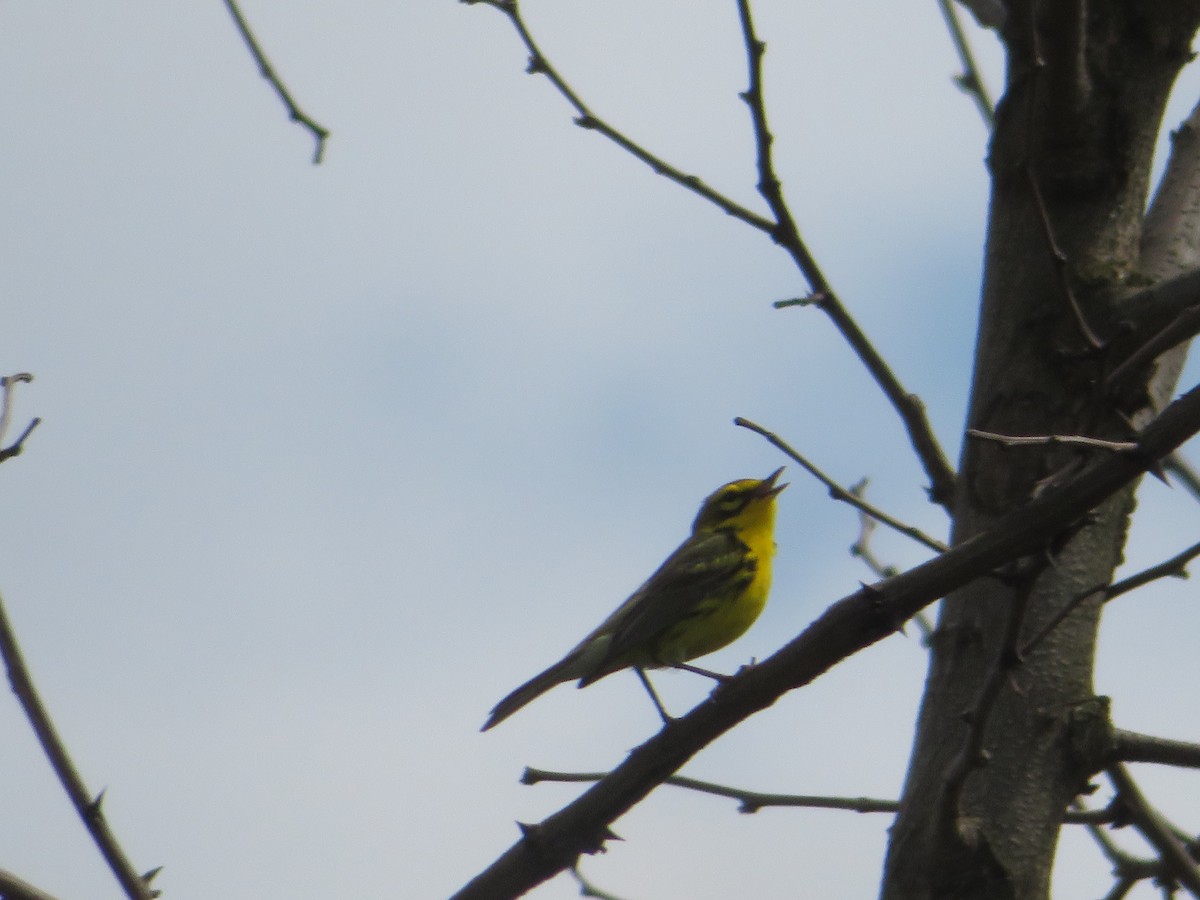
482 468 786 730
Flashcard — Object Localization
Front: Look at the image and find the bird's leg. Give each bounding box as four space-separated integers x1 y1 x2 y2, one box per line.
671 661 731 682
634 667 674 724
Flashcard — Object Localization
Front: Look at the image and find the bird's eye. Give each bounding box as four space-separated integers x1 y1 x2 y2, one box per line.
718 490 746 512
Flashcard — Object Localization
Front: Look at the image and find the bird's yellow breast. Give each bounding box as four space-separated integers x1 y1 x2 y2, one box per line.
654 499 777 664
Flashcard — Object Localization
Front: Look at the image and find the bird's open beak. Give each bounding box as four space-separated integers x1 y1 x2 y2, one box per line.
759 466 788 498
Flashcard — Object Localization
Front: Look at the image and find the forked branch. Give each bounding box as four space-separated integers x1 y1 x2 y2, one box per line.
466 0 957 508
454 378 1200 900
222 0 329 163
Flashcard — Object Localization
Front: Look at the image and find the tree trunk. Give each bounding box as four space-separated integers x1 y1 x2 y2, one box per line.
882 4 1200 898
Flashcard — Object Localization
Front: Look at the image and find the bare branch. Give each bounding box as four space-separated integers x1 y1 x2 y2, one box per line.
464 0 773 232
1021 535 1200 658
1112 729 1200 769
0 868 60 900
569 865 627 900
525 767 1116 823
936 0 996 127
734 0 956 505
0 372 39 463
967 429 1138 453
221 0 329 164
735 417 946 553
1107 763 1200 896
1105 538 1200 601
1016 14 1105 352
0 592 159 899
524 767 899 815
453 377 1200 900
848 479 934 642
467 0 957 507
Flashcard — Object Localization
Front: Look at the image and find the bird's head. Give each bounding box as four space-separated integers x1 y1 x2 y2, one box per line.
692 467 787 533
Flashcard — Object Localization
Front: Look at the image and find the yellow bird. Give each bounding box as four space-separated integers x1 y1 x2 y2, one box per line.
482 468 786 730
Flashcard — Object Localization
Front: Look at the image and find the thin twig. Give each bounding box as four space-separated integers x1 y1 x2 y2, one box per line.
967 428 1137 453
1106 538 1200 600
733 0 956 505
1025 162 1104 350
735 417 946 553
1080 800 1161 898
0 417 41 464
466 0 772 232
221 0 329 164
0 372 39 463
1017 15 1103 352
0 592 158 900
467 0 956 507
1020 536 1200 658
849 478 935 642
1107 763 1200 896
0 372 32 444
526 766 898 815
936 0 996 127
569 865 627 900
525 767 1116 823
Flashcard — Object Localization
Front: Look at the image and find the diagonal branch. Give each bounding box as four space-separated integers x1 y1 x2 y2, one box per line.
1019 535 1200 659
524 767 899 815
0 868 60 900
1107 763 1200 896
221 0 330 164
735 417 946 553
734 0 956 506
936 0 996 127
0 592 158 900
465 0 773 232
453 379 1200 900
468 0 957 508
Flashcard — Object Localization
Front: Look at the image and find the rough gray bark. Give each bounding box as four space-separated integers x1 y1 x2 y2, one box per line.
882 4 1200 899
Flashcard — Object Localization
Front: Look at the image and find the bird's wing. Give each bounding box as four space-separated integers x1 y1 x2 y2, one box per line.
581 529 751 680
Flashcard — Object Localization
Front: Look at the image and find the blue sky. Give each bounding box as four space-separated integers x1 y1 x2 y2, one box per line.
0 2 1197 898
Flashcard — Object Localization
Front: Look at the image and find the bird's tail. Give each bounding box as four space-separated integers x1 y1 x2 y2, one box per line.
481 656 581 731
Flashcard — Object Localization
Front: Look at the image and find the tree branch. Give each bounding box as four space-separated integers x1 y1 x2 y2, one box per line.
0 592 158 899
734 0 957 506
467 0 957 508
936 0 996 127
0 372 39 463
1107 763 1200 896
221 0 329 164
455 380 1200 900
734 417 946 553
1112 729 1200 769
465 0 773 232
0 868 61 900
